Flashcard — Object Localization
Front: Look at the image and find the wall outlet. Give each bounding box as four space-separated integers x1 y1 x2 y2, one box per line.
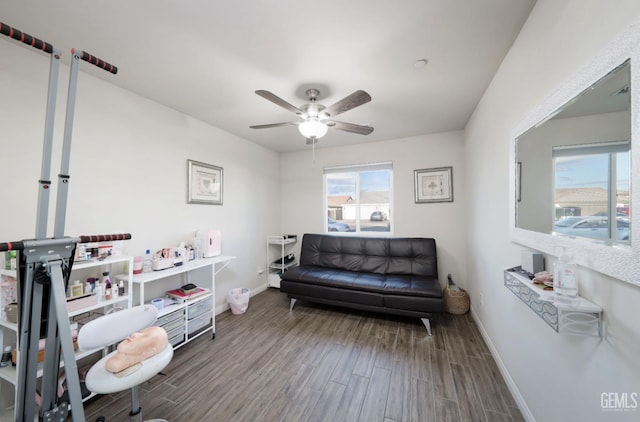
479 292 484 306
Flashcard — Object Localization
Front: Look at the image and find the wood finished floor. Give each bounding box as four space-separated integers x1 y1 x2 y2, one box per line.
78 289 523 422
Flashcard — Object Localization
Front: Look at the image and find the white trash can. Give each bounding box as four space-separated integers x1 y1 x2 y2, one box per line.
227 288 250 315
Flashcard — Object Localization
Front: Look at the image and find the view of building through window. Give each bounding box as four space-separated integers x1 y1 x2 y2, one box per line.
553 143 630 243
325 163 392 233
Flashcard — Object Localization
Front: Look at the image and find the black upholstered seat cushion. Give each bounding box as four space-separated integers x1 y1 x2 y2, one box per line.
280 265 442 299
299 234 438 277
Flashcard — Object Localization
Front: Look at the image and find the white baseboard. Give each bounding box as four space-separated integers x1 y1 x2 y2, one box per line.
214 283 269 315
470 309 536 422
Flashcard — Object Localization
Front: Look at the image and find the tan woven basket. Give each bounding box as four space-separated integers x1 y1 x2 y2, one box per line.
444 287 470 315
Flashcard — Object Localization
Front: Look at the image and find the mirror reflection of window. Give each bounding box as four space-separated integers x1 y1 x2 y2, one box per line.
552 141 630 243
515 59 631 243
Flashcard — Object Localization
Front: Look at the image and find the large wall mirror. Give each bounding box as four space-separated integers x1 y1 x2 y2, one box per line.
511 21 640 286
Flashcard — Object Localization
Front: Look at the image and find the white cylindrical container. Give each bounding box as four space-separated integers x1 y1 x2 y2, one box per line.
553 247 578 298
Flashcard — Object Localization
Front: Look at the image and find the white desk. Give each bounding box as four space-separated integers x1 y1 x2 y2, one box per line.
128 255 235 346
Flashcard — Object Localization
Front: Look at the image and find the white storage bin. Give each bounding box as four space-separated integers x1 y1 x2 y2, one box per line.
155 308 184 327
187 313 211 335
188 298 212 320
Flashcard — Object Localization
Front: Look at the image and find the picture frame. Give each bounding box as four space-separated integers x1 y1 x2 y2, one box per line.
187 159 223 205
414 166 453 203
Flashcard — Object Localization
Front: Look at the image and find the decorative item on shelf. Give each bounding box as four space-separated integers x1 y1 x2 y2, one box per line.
5 302 18 323
443 274 470 315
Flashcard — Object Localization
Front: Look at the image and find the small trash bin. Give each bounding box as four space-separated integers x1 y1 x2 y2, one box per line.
227 288 251 315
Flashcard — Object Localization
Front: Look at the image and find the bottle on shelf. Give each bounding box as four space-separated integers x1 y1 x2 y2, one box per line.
553 246 578 301
112 279 119 299
95 282 104 302
133 256 143 274
102 271 112 300
143 249 153 272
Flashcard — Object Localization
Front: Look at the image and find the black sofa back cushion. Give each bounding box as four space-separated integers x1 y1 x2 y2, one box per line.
299 234 438 277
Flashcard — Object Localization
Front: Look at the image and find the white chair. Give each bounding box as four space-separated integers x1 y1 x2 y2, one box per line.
77 305 173 422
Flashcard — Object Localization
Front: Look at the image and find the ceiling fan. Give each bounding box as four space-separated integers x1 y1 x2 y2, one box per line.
250 88 374 144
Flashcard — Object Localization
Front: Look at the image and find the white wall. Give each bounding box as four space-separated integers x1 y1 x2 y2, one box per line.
0 40 280 311
465 1 640 421
279 131 467 288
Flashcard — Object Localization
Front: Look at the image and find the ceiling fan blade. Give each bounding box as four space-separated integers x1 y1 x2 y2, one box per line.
327 120 374 135
255 90 303 114
324 90 372 117
250 122 297 129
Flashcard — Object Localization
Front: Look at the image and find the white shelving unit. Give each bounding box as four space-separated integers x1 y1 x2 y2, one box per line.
0 254 134 419
504 266 603 337
127 255 235 348
267 236 297 288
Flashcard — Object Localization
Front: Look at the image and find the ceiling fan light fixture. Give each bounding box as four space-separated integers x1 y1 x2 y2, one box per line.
298 118 328 139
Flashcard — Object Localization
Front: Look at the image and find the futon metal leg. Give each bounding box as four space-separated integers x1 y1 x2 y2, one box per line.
421 318 432 336
289 298 297 312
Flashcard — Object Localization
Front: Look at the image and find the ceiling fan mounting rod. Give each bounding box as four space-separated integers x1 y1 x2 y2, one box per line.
306 88 320 102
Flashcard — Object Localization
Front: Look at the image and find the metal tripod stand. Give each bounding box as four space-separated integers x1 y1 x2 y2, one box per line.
0 22 125 422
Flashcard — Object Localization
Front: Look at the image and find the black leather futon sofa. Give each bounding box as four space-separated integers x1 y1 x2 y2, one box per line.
280 233 445 334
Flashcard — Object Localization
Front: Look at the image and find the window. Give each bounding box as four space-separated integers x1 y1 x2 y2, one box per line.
553 141 630 243
324 162 393 233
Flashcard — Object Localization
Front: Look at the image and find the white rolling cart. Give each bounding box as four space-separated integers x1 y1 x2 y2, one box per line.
266 235 298 288
128 255 235 348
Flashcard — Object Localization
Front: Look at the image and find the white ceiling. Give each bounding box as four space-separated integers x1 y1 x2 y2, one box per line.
2 0 535 152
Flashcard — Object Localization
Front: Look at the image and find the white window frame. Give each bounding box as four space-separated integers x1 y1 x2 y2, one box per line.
323 161 393 235
552 140 630 243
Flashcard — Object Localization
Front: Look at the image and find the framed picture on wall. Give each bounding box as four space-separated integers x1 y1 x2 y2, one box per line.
187 159 223 205
414 166 453 203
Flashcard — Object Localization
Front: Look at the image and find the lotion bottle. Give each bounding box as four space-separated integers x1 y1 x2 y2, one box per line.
553 247 578 300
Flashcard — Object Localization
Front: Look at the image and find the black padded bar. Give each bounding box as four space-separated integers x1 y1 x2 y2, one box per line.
78 233 131 243
0 22 54 54
72 48 118 74
0 241 25 252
